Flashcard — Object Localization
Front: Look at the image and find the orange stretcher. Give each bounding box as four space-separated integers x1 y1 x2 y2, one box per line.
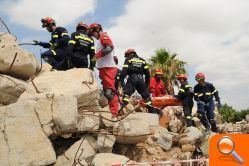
139 95 182 108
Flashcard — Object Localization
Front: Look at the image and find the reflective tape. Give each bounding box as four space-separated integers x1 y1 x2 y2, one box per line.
51 50 56 56
212 89 217 94
91 46 95 50
179 88 185 92
69 40 76 44
61 32 69 36
144 65 149 69
185 85 192 88
198 93 203 97
52 35 58 38
123 64 128 67
206 92 212 95
123 98 129 102
75 35 93 42
129 59 145 63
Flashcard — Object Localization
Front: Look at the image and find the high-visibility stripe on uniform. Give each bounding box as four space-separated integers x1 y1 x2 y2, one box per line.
185 85 192 88
186 116 192 119
51 50 56 56
206 92 212 95
123 64 128 67
179 88 185 93
144 65 149 69
61 32 69 36
91 46 95 50
123 98 129 102
128 59 145 63
198 93 203 97
69 40 76 44
49 42 53 46
52 35 59 38
75 35 93 42
146 101 152 105
194 93 199 96
212 89 217 94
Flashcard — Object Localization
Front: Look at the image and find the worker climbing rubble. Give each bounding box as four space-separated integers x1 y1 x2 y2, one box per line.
33 17 70 70
113 56 122 91
175 74 194 127
149 68 167 97
118 48 159 114
67 22 95 70
194 72 222 132
88 23 119 117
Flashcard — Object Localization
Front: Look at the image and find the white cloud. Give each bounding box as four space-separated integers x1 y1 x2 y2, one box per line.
1 0 96 30
107 0 249 110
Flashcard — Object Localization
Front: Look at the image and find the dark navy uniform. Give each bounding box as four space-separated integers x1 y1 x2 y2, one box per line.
175 82 194 127
119 54 157 113
194 82 220 132
39 27 70 70
67 31 95 69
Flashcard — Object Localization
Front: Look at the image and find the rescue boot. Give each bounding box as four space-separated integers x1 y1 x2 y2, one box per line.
186 119 193 127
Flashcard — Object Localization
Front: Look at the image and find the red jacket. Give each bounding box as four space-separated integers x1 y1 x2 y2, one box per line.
149 77 166 97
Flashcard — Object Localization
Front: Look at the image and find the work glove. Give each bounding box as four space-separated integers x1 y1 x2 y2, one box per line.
50 43 57 50
33 40 40 45
197 101 206 106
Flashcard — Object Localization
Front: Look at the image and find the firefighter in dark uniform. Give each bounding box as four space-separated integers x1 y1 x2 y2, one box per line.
194 72 221 132
113 56 122 90
118 49 157 114
34 17 70 70
67 22 95 70
175 74 194 127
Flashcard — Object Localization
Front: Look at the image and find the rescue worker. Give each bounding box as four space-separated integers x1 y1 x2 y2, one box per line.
149 68 167 97
175 74 194 127
194 72 221 132
34 17 70 70
118 49 158 114
113 56 122 90
67 22 95 70
88 23 119 117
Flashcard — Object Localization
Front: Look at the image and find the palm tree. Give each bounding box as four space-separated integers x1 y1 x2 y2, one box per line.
149 48 187 95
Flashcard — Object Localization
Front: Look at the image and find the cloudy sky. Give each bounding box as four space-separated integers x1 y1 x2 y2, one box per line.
1 0 249 110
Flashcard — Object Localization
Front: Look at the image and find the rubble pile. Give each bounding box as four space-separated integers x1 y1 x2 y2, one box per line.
0 33 246 166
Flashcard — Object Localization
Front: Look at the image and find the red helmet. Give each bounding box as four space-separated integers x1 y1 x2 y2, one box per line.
124 48 136 57
195 72 205 81
89 23 102 35
41 17 56 28
113 56 118 64
76 22 88 31
176 74 187 80
155 68 163 75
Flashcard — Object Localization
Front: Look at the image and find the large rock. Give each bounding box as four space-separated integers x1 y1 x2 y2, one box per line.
178 127 203 145
127 112 159 127
0 99 56 165
162 106 183 133
0 32 18 46
113 117 150 144
0 74 27 105
34 97 54 136
53 96 78 134
155 128 179 151
91 153 129 166
97 132 116 153
77 109 100 132
200 132 216 157
0 44 39 80
20 68 99 107
99 106 115 128
56 136 97 166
